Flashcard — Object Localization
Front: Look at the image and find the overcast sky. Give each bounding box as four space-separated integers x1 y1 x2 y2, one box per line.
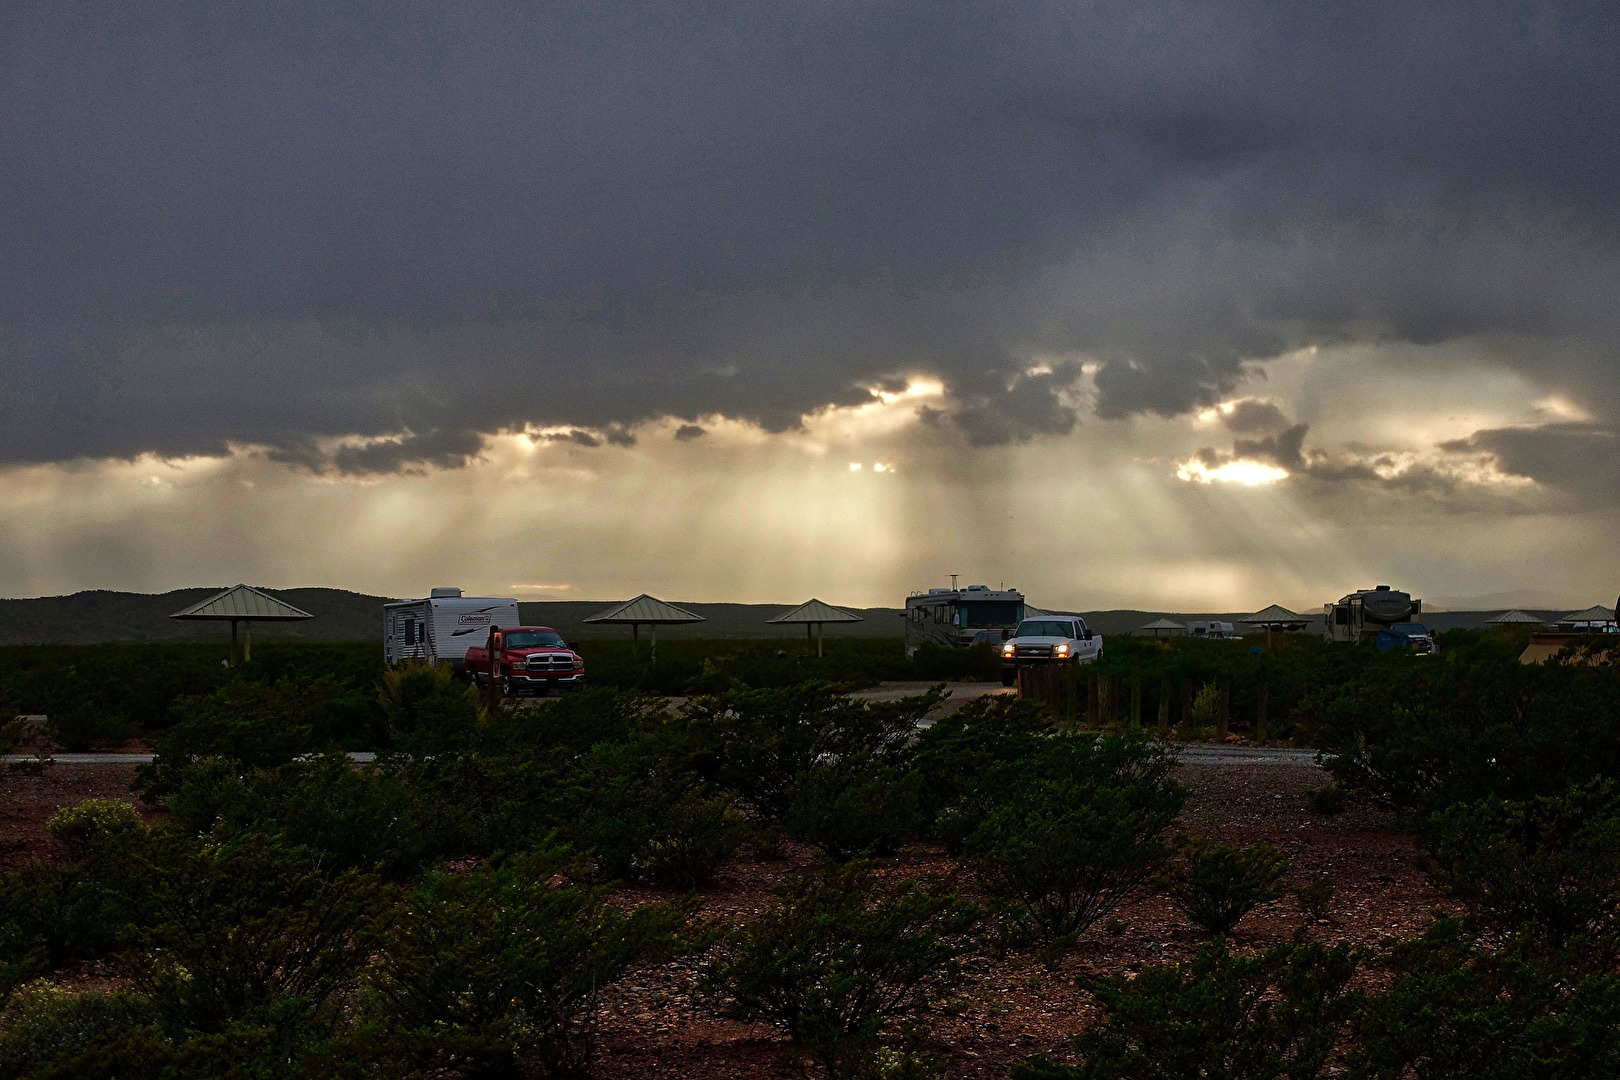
2 2 1617 611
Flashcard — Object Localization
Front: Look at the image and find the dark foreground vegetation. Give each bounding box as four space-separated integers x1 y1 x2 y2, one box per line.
0 628 1616 1077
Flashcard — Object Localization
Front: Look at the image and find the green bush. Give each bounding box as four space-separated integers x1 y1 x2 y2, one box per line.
784 753 927 861
962 733 1184 947
1418 781 1620 953
44 704 131 753
575 740 749 887
1161 840 1292 938
1351 920 1620 1080
0 984 148 1078
44 800 145 860
705 860 979 1079
1015 940 1360 1080
364 849 695 1079
123 835 388 1038
1306 783 1348 815
161 752 433 879
681 682 940 823
1294 873 1334 925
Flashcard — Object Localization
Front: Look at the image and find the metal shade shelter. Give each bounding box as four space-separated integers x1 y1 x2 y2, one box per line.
583 594 705 658
1137 618 1186 638
170 584 313 666
1486 609 1545 626
1555 605 1617 631
768 598 863 656
1242 603 1307 647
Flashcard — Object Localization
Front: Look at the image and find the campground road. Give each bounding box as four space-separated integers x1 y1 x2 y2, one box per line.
4 745 1322 768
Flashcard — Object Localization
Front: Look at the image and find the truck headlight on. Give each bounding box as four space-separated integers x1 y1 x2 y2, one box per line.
1055 643 1069 656
1002 643 1015 656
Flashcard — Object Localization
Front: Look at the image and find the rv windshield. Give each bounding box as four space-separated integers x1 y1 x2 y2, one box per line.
962 601 1021 628
504 630 566 648
1015 620 1074 638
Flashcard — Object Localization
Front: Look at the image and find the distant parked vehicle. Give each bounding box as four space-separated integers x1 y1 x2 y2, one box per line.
1187 621 1237 639
464 626 585 694
1324 585 1423 645
1377 623 1438 654
999 615 1103 687
903 584 1026 657
384 587 521 673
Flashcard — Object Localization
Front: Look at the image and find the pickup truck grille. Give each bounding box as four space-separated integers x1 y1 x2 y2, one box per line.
1014 644 1054 658
525 654 576 671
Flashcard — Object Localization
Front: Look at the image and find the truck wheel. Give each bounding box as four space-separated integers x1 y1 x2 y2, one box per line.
1001 668 1016 688
504 674 519 697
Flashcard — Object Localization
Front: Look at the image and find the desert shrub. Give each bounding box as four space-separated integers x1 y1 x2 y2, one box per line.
1306 783 1348 815
44 800 144 859
1418 780 1620 953
1305 641 1620 813
962 733 1184 947
364 849 694 1079
705 860 980 1079
0 984 148 1078
575 740 749 887
1351 919 1620 1080
162 752 433 879
1161 840 1292 938
681 683 941 823
44 703 131 753
1184 682 1220 735
376 660 482 754
140 676 357 790
1294 873 1334 924
784 753 927 861
910 694 1057 851
0 805 155 981
1014 940 1360 1080
123 835 388 1038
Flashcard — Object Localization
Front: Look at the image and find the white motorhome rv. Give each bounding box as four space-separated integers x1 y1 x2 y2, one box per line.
383 587 522 672
1187 621 1237 639
903 584 1026 657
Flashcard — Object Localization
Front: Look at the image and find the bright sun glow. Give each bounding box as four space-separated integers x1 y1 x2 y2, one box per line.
1176 458 1290 485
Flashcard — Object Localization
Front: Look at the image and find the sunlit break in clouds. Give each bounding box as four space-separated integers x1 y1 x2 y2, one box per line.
2 3 1619 611
1176 459 1290 486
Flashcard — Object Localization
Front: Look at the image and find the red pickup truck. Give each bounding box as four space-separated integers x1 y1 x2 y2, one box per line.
464 627 585 694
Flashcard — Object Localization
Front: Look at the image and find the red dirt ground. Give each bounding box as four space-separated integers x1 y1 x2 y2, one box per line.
0 760 1448 1077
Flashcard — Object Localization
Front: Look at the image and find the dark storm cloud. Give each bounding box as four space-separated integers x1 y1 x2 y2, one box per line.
1221 399 1293 435
4 2 1620 468
1442 422 1620 507
673 424 707 442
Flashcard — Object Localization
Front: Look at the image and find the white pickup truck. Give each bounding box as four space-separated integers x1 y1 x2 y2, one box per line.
1000 615 1104 686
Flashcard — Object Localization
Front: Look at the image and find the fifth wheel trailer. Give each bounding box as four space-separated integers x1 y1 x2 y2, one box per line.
1323 585 1422 645
383 587 522 671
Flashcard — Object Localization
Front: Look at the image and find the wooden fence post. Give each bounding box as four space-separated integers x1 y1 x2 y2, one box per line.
1256 684 1269 735
1131 676 1142 728
1217 679 1230 739
1180 683 1193 731
1157 679 1171 736
1087 675 1099 727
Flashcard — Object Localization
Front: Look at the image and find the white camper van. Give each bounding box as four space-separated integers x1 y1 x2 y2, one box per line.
383 587 522 672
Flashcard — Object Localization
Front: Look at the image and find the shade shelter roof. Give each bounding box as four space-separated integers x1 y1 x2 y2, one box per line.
767 599 863 625
1242 604 1305 626
1486 609 1545 625
1557 605 1616 625
583 594 705 626
1137 618 1186 634
170 585 313 622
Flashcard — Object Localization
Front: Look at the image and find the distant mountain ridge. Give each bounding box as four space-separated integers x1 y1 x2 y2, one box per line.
0 588 1547 645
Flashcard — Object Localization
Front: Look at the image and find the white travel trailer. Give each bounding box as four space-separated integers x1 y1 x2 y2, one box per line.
1187 621 1237 639
383 587 522 672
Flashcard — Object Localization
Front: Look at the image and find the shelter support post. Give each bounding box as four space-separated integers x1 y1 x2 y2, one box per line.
229 620 239 668
244 621 251 664
807 623 813 656
650 623 657 662
632 624 639 657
